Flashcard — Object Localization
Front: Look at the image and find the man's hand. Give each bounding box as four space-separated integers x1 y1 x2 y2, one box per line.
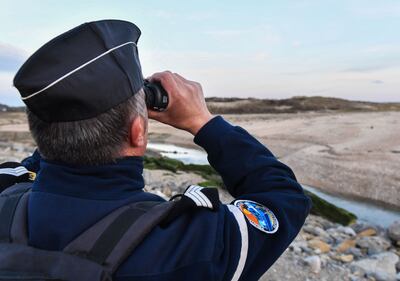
148 71 213 135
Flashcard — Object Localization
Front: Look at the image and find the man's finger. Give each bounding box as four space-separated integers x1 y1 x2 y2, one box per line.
173 73 187 82
151 71 173 81
149 71 179 91
148 109 162 120
174 73 197 85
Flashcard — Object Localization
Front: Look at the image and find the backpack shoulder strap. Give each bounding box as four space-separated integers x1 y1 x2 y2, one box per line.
64 200 175 273
0 182 31 244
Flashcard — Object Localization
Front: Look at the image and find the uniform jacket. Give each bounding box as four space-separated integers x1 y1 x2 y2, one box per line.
1 116 311 281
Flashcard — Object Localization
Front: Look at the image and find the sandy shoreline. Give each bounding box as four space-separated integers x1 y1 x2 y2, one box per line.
147 112 400 208
1 111 399 208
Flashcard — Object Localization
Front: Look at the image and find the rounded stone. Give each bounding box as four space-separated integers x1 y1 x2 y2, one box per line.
388 221 400 244
308 239 331 253
304 255 321 273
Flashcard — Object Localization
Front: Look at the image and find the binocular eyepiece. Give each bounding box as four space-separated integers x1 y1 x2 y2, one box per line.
143 80 169 111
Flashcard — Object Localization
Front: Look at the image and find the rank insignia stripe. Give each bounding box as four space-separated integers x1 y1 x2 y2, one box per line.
233 200 279 234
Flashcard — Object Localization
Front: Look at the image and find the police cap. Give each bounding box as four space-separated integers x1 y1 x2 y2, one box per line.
13 19 144 122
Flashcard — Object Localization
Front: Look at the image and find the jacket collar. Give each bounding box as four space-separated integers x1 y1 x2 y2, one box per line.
32 156 145 200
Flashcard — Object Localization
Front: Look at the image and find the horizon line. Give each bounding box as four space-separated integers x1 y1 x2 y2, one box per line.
1 95 399 108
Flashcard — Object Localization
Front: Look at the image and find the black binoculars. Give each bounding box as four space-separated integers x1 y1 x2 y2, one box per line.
143 80 169 111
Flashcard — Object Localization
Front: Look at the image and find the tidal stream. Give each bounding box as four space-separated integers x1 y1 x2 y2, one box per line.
147 142 400 227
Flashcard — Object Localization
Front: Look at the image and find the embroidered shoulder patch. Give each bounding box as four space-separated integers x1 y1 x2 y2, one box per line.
234 200 279 234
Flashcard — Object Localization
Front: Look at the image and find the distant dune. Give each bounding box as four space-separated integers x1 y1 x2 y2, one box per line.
2 96 400 114
206 96 400 114
0 103 25 112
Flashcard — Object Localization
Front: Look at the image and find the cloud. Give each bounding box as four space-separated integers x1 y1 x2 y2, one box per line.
204 29 246 38
0 43 27 105
0 43 28 72
291 40 302 48
350 1 400 18
371 80 384 84
361 44 400 55
340 44 400 73
204 25 282 46
343 65 389 73
153 10 217 22
153 10 174 20
342 61 400 73
0 71 22 106
184 11 217 21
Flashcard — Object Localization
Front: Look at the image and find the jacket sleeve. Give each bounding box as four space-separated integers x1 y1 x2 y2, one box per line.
193 116 312 281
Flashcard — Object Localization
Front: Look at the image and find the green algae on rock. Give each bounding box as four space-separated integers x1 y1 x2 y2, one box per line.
144 156 357 225
304 190 357 225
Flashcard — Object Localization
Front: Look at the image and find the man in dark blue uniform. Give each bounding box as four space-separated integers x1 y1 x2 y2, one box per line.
2 20 311 280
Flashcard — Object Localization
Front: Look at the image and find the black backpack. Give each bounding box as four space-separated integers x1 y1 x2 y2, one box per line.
0 183 175 281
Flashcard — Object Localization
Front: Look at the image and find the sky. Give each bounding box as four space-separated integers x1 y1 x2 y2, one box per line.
1 0 399 106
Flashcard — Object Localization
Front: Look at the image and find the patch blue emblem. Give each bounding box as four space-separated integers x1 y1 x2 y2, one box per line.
234 200 279 234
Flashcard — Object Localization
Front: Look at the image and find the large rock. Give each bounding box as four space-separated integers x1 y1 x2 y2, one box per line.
356 236 391 255
327 227 356 244
351 252 399 281
308 239 331 253
289 240 310 254
303 225 327 237
317 218 336 230
304 255 321 273
345 247 364 259
332 254 354 263
336 226 356 237
303 225 333 243
388 221 400 244
336 239 356 253
351 222 370 233
358 228 377 237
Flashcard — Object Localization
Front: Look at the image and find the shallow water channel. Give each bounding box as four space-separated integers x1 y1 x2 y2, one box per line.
147 142 400 228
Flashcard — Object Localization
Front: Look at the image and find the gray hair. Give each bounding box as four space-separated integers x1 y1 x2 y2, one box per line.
27 90 147 165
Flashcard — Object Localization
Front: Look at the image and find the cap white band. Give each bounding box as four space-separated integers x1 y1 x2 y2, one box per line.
21 41 137 101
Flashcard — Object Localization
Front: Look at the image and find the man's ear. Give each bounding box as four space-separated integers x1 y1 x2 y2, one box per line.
129 116 146 148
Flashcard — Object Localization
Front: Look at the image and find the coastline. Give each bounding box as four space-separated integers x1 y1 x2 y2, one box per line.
1 111 399 208
148 111 400 208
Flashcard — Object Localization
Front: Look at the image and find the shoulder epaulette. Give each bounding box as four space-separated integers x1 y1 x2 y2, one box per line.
0 162 35 192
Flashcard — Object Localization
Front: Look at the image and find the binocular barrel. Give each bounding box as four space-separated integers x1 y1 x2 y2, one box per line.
143 80 169 111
